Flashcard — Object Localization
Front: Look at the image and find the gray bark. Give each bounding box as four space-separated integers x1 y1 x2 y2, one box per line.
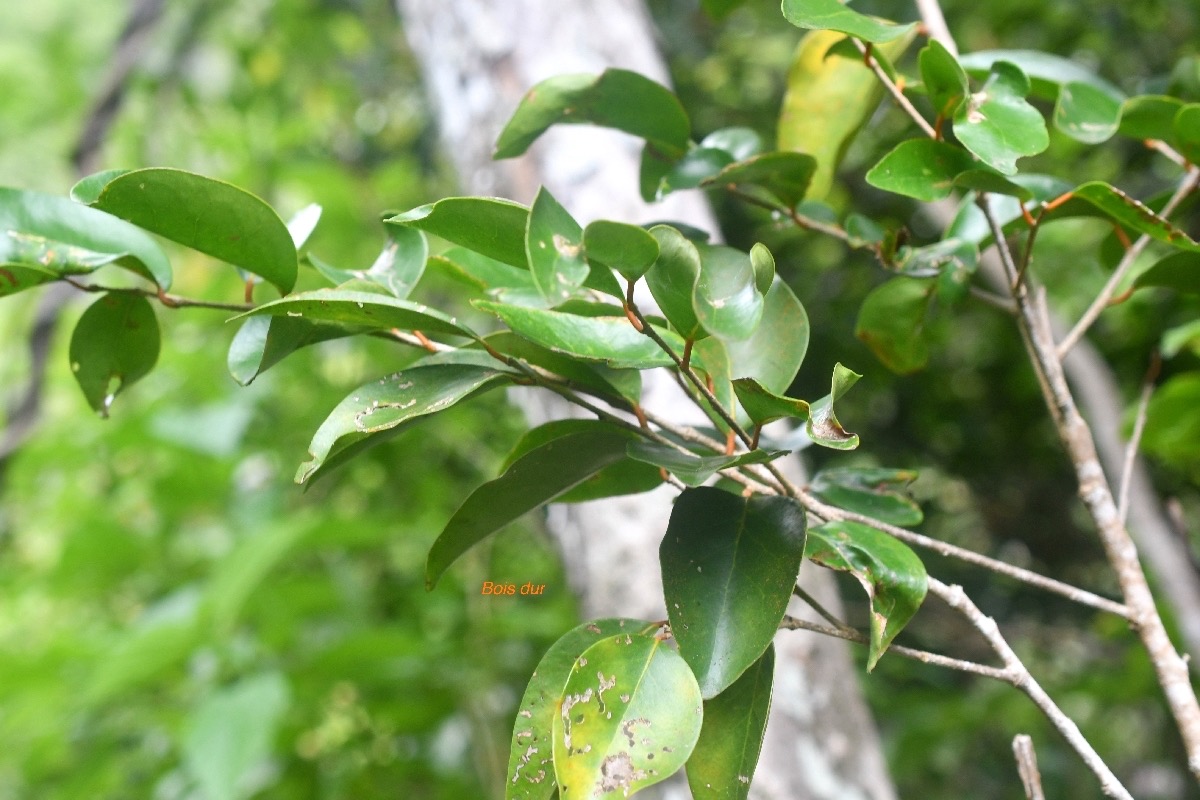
396 2 896 798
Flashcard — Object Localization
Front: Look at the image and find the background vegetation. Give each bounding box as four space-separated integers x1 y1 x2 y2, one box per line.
1 1 1198 797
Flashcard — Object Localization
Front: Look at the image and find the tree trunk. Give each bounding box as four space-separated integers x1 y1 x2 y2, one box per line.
396 2 896 797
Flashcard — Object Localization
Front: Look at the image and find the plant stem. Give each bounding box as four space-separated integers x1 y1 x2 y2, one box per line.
64 278 255 312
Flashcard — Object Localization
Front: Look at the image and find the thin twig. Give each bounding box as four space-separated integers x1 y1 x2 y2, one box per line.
800 492 1132 619
1057 166 1200 359
969 285 1018 315
779 615 1011 681
1118 352 1161 525
793 584 854 633
1013 735 1047 800
930 580 1133 800
850 38 938 139
64 279 255 312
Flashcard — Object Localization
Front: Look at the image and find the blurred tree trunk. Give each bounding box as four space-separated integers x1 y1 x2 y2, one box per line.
396 1 897 797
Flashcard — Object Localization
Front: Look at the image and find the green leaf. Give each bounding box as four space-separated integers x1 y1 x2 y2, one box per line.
1054 81 1123 144
431 246 545 307
69 292 160 417
483 331 642 406
809 467 923 526
310 227 428 299
1162 320 1200 360
855 276 935 374
723 278 810 394
1143 373 1200 468
659 147 736 196
749 244 775 295
553 632 702 799
953 62 1049 175
701 127 763 160
1134 252 1200 294
1049 182 1200 252
700 152 818 209
731 378 810 426
778 30 916 200
626 441 787 488
87 167 297 294
807 363 861 450
958 49 1124 102
920 40 969 119
781 0 916 43
1173 104 1200 164
866 139 979 202
182 673 290 800
495 68 690 161
70 168 131 204
646 225 705 339
503 421 662 503
0 185 172 288
507 619 649 800
693 244 765 342
286 202 322 249
527 187 587 306
661 488 806 697
805 520 927 669
298 364 513 484
427 427 640 588
0 263 57 297
387 197 530 269
686 645 774 800
227 315 353 386
476 300 686 369
1118 95 1185 141
239 287 481 339
582 220 660 282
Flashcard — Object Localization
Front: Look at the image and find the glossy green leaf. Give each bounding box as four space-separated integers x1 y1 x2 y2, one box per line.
731 378 810 426
1054 81 1122 144
70 168 131 204
855 276 935 374
494 69 690 161
1162 320 1200 360
701 152 818 210
781 0 916 43
1135 252 1200 294
432 246 545 307
240 288 481 339
182 673 290 800
1143 373 1200 467
953 62 1049 175
866 139 979 202
693 244 764 342
748 244 775 295
1173 104 1200 164
87 168 297 294
723 278 810 394
809 467 923 526
69 292 160 417
553 632 702 800
686 645 774 800
661 487 806 697
1049 182 1200 252
483 331 642 406
920 40 969 119
503 420 662 503
1118 95 1185 141
427 427 639 588
527 187 587 306
308 227 428 299
702 127 763 160
507 618 649 800
646 225 705 339
475 300 686 369
297 364 513 485
582 220 660 282
807 363 861 450
805 520 927 669
626 441 787 488
958 49 1124 102
779 30 915 200
660 147 736 196
387 197 530 268
227 315 354 386
0 185 172 288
